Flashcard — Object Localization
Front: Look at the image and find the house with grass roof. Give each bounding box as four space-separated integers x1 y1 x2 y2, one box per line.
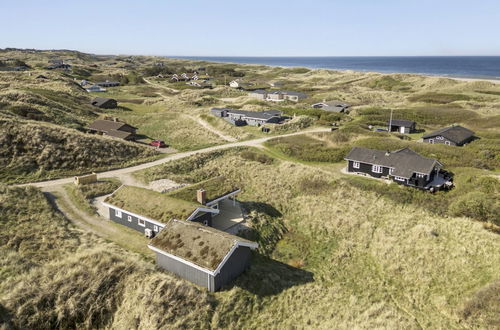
102 177 241 237
148 219 258 291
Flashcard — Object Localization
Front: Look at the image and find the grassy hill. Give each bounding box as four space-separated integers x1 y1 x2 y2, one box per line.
0 118 158 184
0 49 499 328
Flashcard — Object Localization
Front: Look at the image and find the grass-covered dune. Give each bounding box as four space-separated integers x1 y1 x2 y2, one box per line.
132 148 500 328
0 118 158 184
0 186 213 329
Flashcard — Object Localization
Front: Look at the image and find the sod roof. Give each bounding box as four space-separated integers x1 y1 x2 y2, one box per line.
167 176 239 204
149 219 257 271
104 186 200 223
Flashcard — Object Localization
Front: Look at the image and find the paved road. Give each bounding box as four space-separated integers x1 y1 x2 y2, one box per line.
19 127 331 188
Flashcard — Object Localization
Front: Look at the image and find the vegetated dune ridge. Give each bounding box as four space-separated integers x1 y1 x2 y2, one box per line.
0 49 499 328
2 147 499 328
0 118 158 184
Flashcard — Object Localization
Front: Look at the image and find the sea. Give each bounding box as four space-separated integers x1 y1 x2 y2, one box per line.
172 56 500 80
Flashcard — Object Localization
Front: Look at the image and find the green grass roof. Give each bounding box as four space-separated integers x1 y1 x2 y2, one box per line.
167 176 239 204
149 219 255 271
104 186 200 223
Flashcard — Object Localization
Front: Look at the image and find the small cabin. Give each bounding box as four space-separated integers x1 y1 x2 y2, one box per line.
148 219 258 291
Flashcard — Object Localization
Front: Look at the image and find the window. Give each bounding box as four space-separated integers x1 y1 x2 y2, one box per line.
436 136 444 140
429 139 434 144
395 176 406 182
127 215 132 222
353 161 360 169
115 209 122 218
389 168 394 175
138 219 145 227
372 165 382 173
416 173 425 178
445 141 451 145
153 225 158 232
203 220 209 226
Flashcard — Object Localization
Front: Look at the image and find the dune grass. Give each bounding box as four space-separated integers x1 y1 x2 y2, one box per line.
129 148 500 329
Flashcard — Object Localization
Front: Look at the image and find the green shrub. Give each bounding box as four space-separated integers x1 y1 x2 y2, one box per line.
367 76 410 91
408 93 471 104
240 150 274 165
449 192 500 224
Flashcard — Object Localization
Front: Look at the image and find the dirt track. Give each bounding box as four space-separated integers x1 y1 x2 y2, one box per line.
18 127 331 188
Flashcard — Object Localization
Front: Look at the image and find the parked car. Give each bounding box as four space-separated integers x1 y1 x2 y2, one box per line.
149 140 167 148
375 128 388 132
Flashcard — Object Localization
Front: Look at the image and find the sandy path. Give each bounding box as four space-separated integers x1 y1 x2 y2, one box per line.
15 128 330 188
17 128 331 188
185 114 237 142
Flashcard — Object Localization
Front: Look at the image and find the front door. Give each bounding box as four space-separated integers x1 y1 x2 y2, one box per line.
400 126 405 134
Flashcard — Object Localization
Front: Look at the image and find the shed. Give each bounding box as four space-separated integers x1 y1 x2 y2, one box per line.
387 119 416 134
148 219 258 291
74 172 97 185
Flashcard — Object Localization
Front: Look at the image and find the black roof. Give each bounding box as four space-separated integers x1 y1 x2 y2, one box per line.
388 119 415 127
226 109 282 120
345 147 441 178
422 125 475 144
91 97 116 107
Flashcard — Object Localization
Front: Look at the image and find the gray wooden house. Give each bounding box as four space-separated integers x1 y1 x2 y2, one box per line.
211 108 287 126
345 147 453 191
102 177 241 237
312 101 351 113
387 119 416 134
148 219 258 291
422 125 475 146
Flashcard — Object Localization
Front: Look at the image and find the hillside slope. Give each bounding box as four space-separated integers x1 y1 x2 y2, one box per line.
0 118 157 183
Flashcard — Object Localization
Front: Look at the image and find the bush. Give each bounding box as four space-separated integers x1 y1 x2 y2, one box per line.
240 150 274 165
408 93 471 104
448 192 500 224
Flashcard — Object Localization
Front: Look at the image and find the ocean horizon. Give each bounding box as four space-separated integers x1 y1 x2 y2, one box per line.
170 56 500 80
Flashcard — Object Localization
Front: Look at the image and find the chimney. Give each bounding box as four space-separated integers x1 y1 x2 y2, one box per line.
196 189 206 205
385 151 390 156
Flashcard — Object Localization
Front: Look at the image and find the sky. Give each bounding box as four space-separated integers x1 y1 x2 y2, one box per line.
1 0 499 56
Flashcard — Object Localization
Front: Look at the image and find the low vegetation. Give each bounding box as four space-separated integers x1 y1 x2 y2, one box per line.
1 49 499 329
64 179 121 215
0 118 158 184
130 148 500 328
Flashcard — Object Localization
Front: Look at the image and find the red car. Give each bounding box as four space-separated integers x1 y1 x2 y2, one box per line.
149 140 167 148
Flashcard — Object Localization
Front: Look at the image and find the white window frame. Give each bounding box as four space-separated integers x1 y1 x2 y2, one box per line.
444 141 451 145
115 209 122 218
127 215 132 222
429 139 434 144
389 168 394 175
153 225 159 232
372 165 383 173
436 136 444 140
395 176 406 182
138 218 146 227
416 173 425 178
353 161 360 169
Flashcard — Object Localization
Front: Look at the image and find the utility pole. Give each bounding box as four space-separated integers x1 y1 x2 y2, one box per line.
388 108 393 132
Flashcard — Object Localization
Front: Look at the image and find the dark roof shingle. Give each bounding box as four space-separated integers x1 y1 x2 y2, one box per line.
345 147 440 178
422 125 475 144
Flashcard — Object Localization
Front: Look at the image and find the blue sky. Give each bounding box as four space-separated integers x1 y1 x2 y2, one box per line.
1 0 499 56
